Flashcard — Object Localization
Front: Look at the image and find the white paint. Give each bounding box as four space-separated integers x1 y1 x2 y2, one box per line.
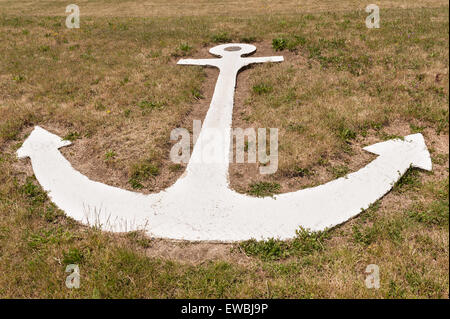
17 43 432 242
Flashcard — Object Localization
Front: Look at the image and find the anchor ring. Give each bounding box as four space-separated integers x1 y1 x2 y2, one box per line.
209 43 257 57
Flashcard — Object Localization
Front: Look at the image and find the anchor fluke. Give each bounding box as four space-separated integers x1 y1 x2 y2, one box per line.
363 133 432 171
17 126 72 159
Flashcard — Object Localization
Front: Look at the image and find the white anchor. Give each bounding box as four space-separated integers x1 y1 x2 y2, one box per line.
17 44 432 242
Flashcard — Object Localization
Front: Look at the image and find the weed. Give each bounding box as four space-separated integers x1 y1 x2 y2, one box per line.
387 280 407 298
211 32 231 43
169 164 184 172
239 238 290 261
63 131 80 142
126 231 153 249
12 74 25 82
95 101 106 111
352 225 378 246
410 123 425 133
129 178 144 190
385 220 404 244
240 36 257 43
138 100 165 114
179 43 192 53
379 132 404 141
63 248 84 265
21 178 47 206
406 200 449 226
172 43 193 57
38 45 50 52
27 227 73 250
43 205 62 222
329 165 349 178
394 167 421 193
191 88 204 100
252 83 273 95
272 38 288 51
291 227 329 254
247 182 281 197
432 153 448 166
239 227 329 261
105 150 117 161
290 166 312 177
287 123 305 133
123 109 131 117
128 160 160 189
338 127 357 142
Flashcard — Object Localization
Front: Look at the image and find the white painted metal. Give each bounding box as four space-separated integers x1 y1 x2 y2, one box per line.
17 44 432 242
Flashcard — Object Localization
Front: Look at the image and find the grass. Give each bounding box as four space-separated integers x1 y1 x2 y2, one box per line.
104 150 116 161
63 248 84 265
137 100 166 114
272 38 288 51
247 181 281 197
394 167 422 193
0 0 448 298
328 165 350 179
211 32 232 43
252 83 273 95
62 131 80 142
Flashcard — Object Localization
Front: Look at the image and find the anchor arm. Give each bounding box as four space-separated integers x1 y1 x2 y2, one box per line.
241 56 284 67
177 58 222 69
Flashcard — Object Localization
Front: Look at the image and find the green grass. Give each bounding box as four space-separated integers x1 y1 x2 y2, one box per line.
240 227 330 261
63 132 80 142
328 165 350 179
104 150 117 161
394 167 422 193
247 182 281 197
0 0 448 298
211 32 232 43
272 38 288 51
290 166 313 177
137 100 166 114
128 159 160 189
63 248 84 265
252 83 273 95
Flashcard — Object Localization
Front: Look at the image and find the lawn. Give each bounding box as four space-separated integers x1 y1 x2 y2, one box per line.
0 0 448 298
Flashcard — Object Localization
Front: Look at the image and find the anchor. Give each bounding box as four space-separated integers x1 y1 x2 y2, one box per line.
17 43 432 242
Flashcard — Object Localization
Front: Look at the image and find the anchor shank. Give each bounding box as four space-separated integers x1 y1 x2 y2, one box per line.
177 44 283 190
185 61 239 189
